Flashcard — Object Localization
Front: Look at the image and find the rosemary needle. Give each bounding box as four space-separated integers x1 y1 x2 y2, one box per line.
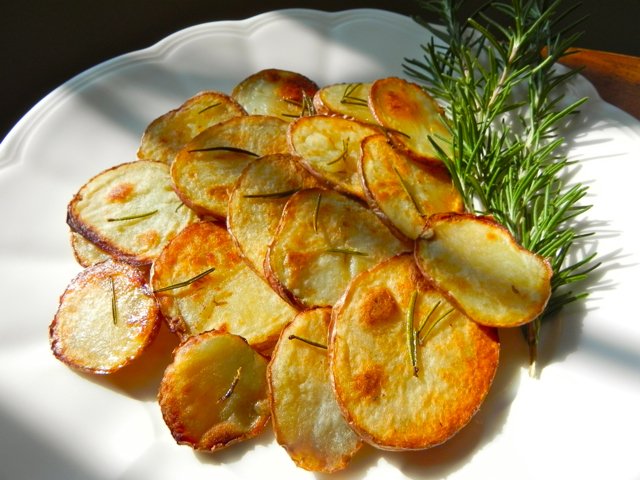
110 277 118 325
217 366 242 403
107 210 158 222
406 290 419 377
154 267 216 293
288 335 328 350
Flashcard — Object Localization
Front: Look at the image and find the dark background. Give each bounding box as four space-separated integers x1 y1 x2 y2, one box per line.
2 0 639 142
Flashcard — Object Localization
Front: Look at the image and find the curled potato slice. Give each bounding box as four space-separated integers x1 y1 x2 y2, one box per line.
227 153 321 277
67 160 198 266
159 331 270 452
266 188 410 308
415 213 553 327
151 221 297 353
137 90 246 164
287 115 380 198
313 82 377 124
369 77 451 162
231 68 318 121
49 259 160 374
329 254 500 450
70 231 112 267
171 115 289 219
268 308 361 473
360 134 463 239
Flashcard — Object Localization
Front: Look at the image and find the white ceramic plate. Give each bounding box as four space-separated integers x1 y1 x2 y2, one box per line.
1 9 640 480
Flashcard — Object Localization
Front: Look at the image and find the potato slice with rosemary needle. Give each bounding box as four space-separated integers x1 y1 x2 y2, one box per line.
329 253 500 450
268 308 362 473
227 153 321 277
137 90 246 164
158 331 270 452
171 115 289 219
415 213 553 328
265 188 410 308
360 134 463 239
287 115 380 199
49 259 161 374
369 76 451 163
151 221 297 353
67 160 198 266
312 82 377 124
231 68 318 121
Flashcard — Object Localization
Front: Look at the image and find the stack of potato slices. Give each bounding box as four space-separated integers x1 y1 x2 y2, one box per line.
50 69 552 473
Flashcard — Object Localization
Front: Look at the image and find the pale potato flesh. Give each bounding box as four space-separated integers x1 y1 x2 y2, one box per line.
269 308 361 473
369 76 451 162
137 90 246 164
329 254 500 450
313 82 377 124
151 221 297 352
231 68 319 121
171 115 289 219
49 259 160 374
67 160 198 266
287 115 380 199
415 213 553 327
360 134 463 239
227 154 321 277
158 331 270 451
266 188 410 308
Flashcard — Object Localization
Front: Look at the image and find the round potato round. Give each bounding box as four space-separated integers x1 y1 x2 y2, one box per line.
49 259 160 374
269 308 361 473
329 254 500 450
158 331 270 452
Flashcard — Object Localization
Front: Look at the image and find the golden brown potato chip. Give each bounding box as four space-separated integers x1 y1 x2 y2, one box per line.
151 221 297 353
266 188 410 308
329 254 500 450
415 213 553 327
137 91 246 164
369 77 451 163
360 134 463 239
227 154 321 277
159 331 270 451
231 68 318 121
171 115 289 219
287 115 380 198
49 259 160 374
67 160 198 266
312 82 377 124
268 308 361 473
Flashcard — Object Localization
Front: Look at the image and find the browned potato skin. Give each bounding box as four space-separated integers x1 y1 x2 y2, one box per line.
158 331 270 452
49 260 160 374
415 212 553 328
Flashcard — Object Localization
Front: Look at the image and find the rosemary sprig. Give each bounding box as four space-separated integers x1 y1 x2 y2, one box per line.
153 267 216 293
341 83 369 107
326 139 350 166
217 366 242 403
109 277 118 325
107 210 158 222
288 334 328 350
188 146 259 156
283 92 316 118
405 0 596 370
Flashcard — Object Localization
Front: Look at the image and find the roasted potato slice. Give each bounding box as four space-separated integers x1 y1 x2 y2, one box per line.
287 115 380 198
159 331 270 452
231 68 318 121
369 77 451 163
151 221 297 353
360 134 463 239
266 188 410 308
49 259 160 374
313 82 377 124
268 308 361 473
227 154 321 277
137 91 246 164
415 213 553 327
67 160 198 266
329 254 500 450
70 231 112 267
171 115 289 219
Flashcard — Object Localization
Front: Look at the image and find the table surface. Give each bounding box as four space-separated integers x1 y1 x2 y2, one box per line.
2 0 639 141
